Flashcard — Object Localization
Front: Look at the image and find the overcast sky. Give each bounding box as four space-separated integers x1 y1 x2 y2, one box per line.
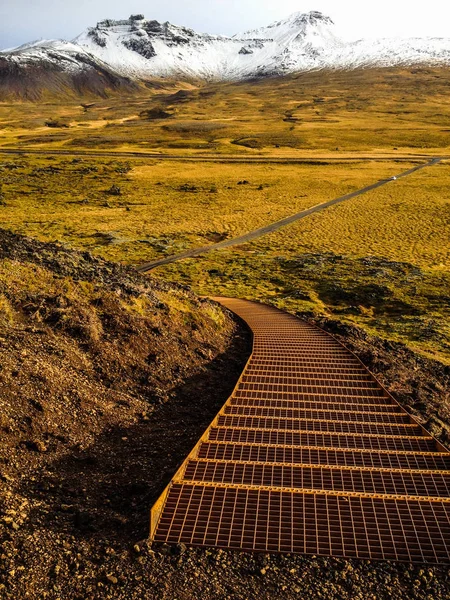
1 0 450 50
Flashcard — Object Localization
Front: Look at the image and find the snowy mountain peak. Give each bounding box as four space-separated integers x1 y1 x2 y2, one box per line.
75 15 215 49
277 10 334 27
236 10 339 51
2 10 450 87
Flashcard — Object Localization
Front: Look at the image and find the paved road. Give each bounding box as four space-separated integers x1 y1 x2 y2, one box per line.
150 298 450 562
137 157 442 272
0 147 442 164
1 148 442 271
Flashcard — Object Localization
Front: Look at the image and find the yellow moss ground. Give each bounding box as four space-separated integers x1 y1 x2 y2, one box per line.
1 66 449 361
1 67 450 156
3 156 426 265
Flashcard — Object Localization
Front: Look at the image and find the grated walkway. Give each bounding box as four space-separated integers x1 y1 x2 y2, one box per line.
149 298 450 563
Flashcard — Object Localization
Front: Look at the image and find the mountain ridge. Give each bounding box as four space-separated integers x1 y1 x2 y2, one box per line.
1 10 450 95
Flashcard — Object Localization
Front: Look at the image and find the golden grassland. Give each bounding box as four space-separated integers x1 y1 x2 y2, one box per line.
1 155 425 263
156 244 450 365
1 67 450 361
148 163 450 364
249 163 450 270
1 67 450 156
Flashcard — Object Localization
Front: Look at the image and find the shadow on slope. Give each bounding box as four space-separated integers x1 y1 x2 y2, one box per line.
19 323 251 545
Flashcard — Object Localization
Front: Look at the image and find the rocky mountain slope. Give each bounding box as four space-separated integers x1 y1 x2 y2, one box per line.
2 10 450 90
0 228 254 597
0 40 137 100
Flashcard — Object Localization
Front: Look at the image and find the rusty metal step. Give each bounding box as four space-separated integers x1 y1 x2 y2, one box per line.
209 427 437 452
216 415 421 436
149 298 450 563
183 459 450 497
223 405 411 423
197 442 450 471
229 397 402 412
153 484 450 562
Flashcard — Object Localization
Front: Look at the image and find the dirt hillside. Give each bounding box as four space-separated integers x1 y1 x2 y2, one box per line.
0 229 449 599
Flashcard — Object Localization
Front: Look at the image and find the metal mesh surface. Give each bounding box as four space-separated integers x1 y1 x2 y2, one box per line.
150 298 450 563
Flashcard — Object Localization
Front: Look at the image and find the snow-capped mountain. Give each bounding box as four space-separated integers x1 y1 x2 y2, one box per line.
69 11 350 78
2 10 450 92
0 36 137 100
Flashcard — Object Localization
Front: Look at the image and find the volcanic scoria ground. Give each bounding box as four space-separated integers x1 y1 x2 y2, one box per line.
0 229 449 599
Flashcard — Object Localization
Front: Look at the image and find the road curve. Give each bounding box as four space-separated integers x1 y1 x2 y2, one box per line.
137 157 442 272
150 298 450 562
